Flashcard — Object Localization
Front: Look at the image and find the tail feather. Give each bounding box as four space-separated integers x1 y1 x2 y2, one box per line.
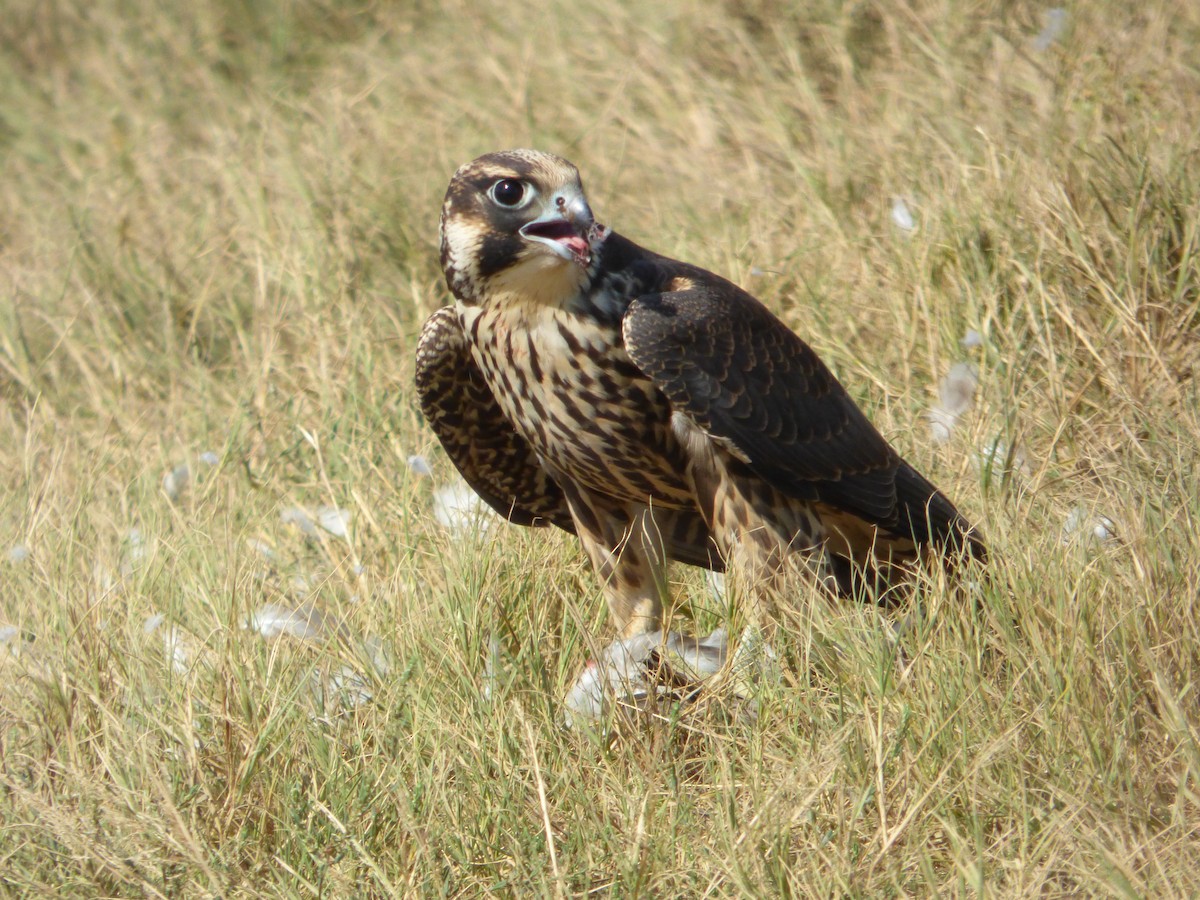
894 461 987 565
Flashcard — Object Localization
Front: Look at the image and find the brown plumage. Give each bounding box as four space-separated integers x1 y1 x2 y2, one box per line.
417 149 984 639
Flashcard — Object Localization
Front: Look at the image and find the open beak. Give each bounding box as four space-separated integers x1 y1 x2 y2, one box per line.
519 192 602 267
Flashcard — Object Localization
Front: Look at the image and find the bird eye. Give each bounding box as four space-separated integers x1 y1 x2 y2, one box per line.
489 178 526 207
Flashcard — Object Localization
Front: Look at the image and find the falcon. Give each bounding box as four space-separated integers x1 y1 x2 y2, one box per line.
417 149 984 642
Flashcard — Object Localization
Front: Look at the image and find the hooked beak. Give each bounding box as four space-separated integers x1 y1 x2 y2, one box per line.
519 192 605 267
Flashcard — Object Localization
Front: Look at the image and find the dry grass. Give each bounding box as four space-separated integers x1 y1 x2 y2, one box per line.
2 0 1199 895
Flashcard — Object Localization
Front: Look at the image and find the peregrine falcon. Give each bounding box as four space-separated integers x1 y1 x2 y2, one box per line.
417 149 984 641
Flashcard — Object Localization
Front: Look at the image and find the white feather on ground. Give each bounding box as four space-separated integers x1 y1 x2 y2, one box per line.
163 463 191 502
1033 8 1068 52
973 436 1029 478
281 505 353 540
562 628 776 726
143 614 204 674
927 362 979 444
890 196 916 233
120 528 150 577
1063 506 1117 547
406 454 434 477
244 601 335 641
433 480 497 534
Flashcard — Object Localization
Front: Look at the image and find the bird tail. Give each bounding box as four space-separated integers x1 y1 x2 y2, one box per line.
894 461 987 566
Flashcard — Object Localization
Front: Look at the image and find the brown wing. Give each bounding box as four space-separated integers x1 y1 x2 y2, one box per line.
623 282 985 559
415 307 575 530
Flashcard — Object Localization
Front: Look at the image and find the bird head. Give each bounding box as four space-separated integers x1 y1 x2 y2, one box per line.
440 149 610 305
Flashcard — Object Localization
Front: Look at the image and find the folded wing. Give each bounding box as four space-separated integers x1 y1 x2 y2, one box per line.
416 307 575 530
623 283 984 559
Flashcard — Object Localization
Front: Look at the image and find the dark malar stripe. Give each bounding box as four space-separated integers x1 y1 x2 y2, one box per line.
476 231 525 281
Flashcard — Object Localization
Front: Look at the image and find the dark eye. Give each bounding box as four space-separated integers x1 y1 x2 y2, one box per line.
489 178 525 207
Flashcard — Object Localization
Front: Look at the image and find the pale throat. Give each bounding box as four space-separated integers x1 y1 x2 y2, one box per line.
485 251 590 311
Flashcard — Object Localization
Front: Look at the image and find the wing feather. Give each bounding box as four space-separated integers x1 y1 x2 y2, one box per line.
623 283 901 524
623 277 985 559
415 307 575 530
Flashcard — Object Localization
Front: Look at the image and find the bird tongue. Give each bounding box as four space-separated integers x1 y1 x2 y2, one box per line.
524 219 592 265
561 234 590 262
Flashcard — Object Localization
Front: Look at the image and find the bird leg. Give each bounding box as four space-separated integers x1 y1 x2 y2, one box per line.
559 484 670 639
682 439 830 639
